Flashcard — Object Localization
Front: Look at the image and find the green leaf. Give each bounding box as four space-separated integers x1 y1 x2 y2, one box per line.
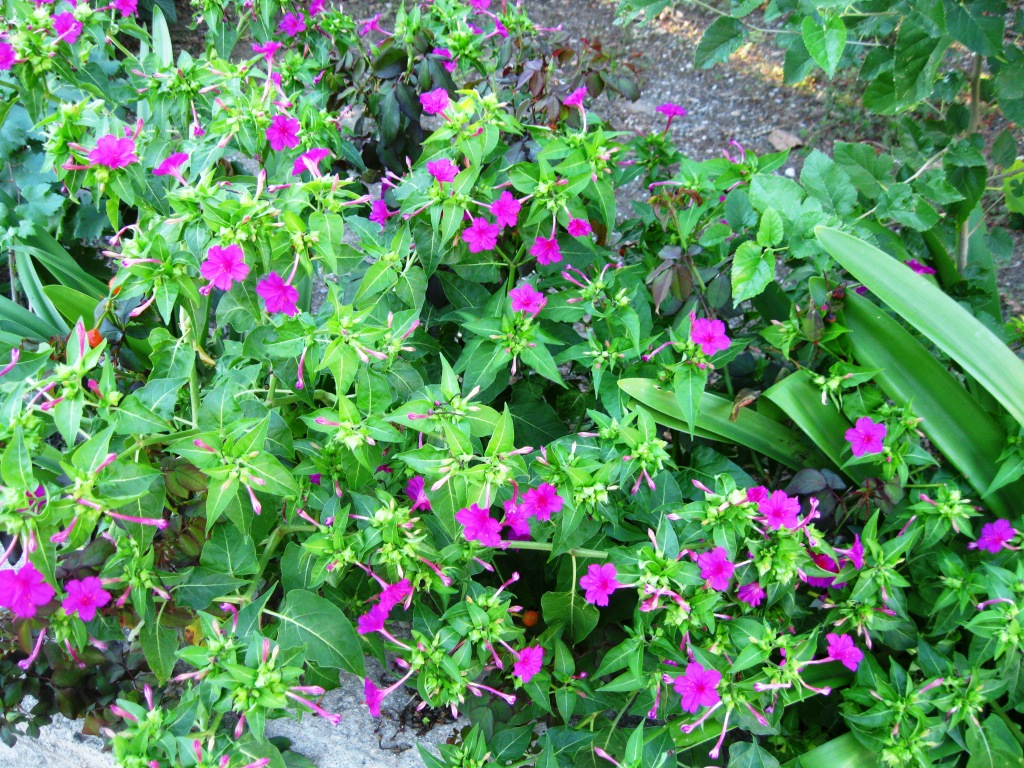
801 13 846 78
965 715 1023 768
944 0 1004 56
540 590 600 644
275 590 365 676
200 524 258 576
894 14 948 107
781 732 882 768
139 620 178 685
757 208 784 247
673 366 707 438
729 742 781 768
731 241 775 303
801 151 856 217
41 285 100 327
694 16 746 68
175 567 245 610
151 4 173 68
1 429 34 488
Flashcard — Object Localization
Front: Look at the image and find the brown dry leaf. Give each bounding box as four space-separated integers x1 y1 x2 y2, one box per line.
768 128 803 151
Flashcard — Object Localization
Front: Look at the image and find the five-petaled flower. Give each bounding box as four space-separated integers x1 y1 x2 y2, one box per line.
257 271 300 316
490 192 522 229
201 244 250 292
112 0 137 15
0 41 15 71
656 103 687 119
420 88 450 115
513 646 544 683
455 503 503 547
0 562 55 618
759 490 800 529
509 283 547 316
89 134 138 169
845 417 886 457
62 577 111 622
563 87 588 108
737 582 765 607
826 633 863 671
253 40 282 62
520 482 563 520
531 236 562 265
53 12 83 44
697 547 735 591
278 12 306 36
152 152 189 183
406 476 431 511
690 313 730 356
266 115 301 152
567 218 592 237
579 563 621 606
969 519 1018 553
671 662 722 713
462 217 500 253
291 147 331 177
427 158 458 183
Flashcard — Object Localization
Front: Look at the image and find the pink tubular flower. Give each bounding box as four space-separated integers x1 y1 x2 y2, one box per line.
89 134 138 169
737 582 765 607
835 535 864 569
112 0 137 15
509 283 547 316
53 12 83 44
531 236 562 266
697 547 735 591
905 259 936 275
370 199 393 229
520 483 563 521
672 662 722 713
61 577 111 622
455 503 503 547
291 148 331 177
357 604 388 635
462 217 500 253
420 88 450 115
427 158 458 183
0 42 16 71
364 678 385 718
406 476 431 511
152 152 189 183
826 633 863 671
759 490 800 530
563 87 588 108
0 562 55 618
969 519 1018 553
257 272 300 316
490 192 522 229
567 218 592 237
201 244 250 292
845 417 886 457
690 313 730 356
513 646 544 683
253 40 282 62
378 579 413 612
278 11 306 36
266 115 301 152
579 563 621 606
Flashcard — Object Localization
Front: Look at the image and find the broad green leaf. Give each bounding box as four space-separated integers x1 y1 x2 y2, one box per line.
729 742 781 768
151 4 173 68
694 16 746 68
894 14 948 107
780 732 882 768
757 208 784 247
731 241 775 303
817 227 1024 429
541 590 600 644
41 285 100 327
200 524 258 576
274 590 365 676
965 715 1023 768
673 366 706 438
944 0 1005 56
801 13 846 78
1 429 34 488
175 567 245 610
140 620 178 684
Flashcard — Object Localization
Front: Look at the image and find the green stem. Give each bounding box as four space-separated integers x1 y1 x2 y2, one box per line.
189 359 200 429
500 540 607 560
134 427 202 449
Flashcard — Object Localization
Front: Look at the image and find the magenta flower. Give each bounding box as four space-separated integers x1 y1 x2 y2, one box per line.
266 115 301 152
579 563 621 606
804 553 845 589
455 503 503 547
420 88 450 115
89 134 138 169
905 259 936 275
427 158 458 183
291 147 331 177
257 271 300 316
826 633 863 671
490 192 522 229
406 476 431 511
370 199 393 229
737 582 765 607
358 13 386 37
656 103 687 119
432 47 457 72
112 0 137 15
503 502 532 538
0 562 55 618
357 605 388 635
969 519 1018 553
152 152 189 183
467 0 490 9
364 679 385 718
845 417 886 457
278 11 306 36
513 646 544 683
567 218 592 237
53 12 83 44
690 313 730 356
253 40 282 62
509 283 547 316
61 577 111 622
671 662 722 713
563 87 588 108
462 217 500 253
0 41 16 71
520 483 563 521
308 0 325 15
759 490 800 529
531 236 562 266
835 535 865 569
697 547 735 591
745 485 768 504
201 244 249 291
378 579 413 612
